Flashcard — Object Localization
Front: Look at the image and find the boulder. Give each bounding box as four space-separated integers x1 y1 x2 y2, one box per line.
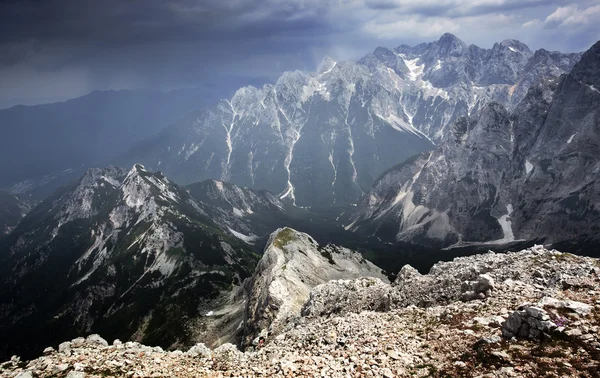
42 346 55 355
539 297 592 316
58 341 72 355
502 306 556 340
14 372 33 378
86 334 108 347
461 274 495 301
394 264 421 285
71 337 86 347
186 343 212 359
66 372 86 378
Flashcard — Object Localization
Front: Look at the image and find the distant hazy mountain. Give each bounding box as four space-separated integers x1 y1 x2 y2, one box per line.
0 87 231 189
118 34 579 208
347 40 600 251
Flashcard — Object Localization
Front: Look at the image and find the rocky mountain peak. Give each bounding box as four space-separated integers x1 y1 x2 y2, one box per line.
435 32 467 57
78 166 126 188
570 40 600 89
244 227 386 345
316 56 337 75
499 39 531 54
55 166 127 225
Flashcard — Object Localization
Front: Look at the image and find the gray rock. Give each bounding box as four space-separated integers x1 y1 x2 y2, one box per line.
491 351 511 361
525 306 548 320
394 265 421 285
461 274 495 301
302 277 391 318
476 274 495 293
66 372 86 378
86 334 108 347
71 337 86 347
186 343 212 359
14 372 33 378
477 336 502 344
502 306 556 340
58 341 72 355
42 346 55 355
51 363 69 374
539 297 592 316
244 228 387 345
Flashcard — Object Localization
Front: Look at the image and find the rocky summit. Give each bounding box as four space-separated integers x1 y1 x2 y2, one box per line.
2 241 599 378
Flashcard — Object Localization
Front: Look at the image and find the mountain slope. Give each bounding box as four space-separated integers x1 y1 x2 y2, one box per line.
347 40 600 250
0 165 259 360
118 34 579 208
118 59 435 207
0 191 30 236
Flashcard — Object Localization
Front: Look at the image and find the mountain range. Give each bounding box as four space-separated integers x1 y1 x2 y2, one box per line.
347 40 600 253
0 34 598 361
115 34 580 208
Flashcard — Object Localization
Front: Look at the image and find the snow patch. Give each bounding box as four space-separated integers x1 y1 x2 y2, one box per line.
525 161 533 174
567 133 576 144
228 228 258 244
508 46 518 53
587 84 600 94
402 58 425 81
328 151 337 189
185 144 199 160
319 61 337 76
497 204 515 242
377 112 431 140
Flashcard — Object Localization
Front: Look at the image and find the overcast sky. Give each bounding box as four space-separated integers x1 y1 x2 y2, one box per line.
1 0 598 108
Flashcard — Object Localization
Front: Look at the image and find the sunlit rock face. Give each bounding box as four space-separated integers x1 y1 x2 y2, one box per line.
347 41 600 249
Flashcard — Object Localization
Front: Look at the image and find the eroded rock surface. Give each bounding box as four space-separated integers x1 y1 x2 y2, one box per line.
2 244 599 378
244 227 387 344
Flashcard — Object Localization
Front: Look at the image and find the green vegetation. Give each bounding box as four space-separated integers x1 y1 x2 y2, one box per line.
273 228 297 249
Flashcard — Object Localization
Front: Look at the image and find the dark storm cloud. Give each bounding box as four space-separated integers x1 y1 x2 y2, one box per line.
0 0 337 47
364 0 563 18
0 0 598 108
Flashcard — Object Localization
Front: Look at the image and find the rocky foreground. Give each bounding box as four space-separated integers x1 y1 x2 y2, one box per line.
2 243 600 377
